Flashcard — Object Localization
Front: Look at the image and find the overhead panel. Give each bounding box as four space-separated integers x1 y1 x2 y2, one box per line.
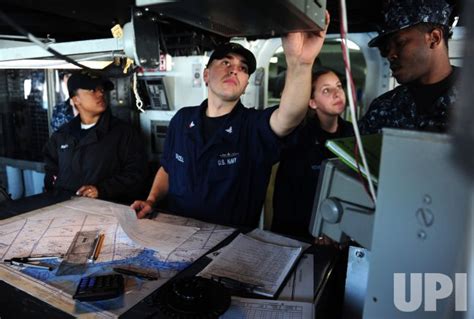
136 0 327 39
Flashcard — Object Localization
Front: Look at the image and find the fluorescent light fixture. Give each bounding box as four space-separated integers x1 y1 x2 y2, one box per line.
0 59 113 69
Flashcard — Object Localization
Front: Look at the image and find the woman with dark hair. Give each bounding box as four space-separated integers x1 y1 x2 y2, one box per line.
272 68 354 239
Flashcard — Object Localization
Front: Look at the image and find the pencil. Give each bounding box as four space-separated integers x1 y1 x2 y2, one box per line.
93 234 105 261
9 260 52 270
88 235 99 262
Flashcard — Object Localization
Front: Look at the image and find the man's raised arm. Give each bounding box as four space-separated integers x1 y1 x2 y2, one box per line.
270 12 329 137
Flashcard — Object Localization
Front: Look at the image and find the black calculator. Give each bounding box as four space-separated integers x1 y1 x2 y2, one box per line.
73 274 124 302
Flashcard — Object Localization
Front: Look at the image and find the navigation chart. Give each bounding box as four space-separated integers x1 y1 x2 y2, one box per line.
0 197 234 317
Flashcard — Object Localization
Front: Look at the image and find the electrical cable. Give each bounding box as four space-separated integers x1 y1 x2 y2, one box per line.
338 0 377 204
0 7 142 106
0 9 95 71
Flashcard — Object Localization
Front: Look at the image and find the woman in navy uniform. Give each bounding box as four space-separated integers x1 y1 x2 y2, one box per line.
272 68 353 239
44 71 147 204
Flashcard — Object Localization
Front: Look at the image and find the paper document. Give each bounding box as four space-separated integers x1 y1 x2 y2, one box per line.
221 297 314 319
111 205 199 256
246 228 311 250
279 254 314 302
199 232 303 297
205 229 309 262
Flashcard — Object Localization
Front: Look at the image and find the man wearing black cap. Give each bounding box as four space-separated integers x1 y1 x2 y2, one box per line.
358 0 458 134
43 71 147 203
132 22 330 227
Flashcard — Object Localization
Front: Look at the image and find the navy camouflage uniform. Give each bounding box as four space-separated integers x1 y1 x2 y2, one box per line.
358 76 458 134
51 98 75 132
360 0 457 134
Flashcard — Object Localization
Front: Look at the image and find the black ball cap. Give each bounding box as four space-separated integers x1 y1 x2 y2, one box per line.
207 42 256 75
67 70 114 97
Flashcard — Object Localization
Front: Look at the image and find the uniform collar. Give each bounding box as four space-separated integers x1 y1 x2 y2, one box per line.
186 99 244 145
65 109 112 144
